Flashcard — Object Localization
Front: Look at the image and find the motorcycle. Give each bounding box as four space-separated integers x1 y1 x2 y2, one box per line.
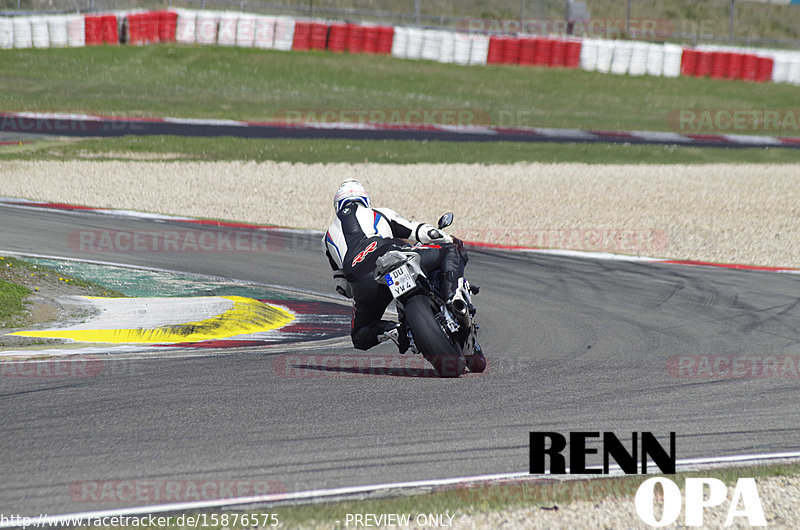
373 213 486 378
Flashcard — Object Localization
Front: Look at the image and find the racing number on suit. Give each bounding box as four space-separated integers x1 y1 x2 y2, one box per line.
352 241 378 267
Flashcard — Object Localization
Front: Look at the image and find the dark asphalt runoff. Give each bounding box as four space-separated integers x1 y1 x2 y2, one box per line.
1 204 800 516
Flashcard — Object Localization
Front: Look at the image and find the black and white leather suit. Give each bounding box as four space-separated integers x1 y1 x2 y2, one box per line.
323 201 467 351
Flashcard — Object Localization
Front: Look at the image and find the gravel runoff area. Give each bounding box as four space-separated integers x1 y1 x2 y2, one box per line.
288 474 800 529
1 160 799 268
437 474 800 529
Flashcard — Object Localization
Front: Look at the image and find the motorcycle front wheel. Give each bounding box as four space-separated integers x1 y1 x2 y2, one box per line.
404 295 466 378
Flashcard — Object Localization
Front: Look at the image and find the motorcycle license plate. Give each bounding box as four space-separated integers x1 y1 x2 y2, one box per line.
385 264 416 298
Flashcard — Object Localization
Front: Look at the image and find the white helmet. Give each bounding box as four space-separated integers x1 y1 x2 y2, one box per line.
334 179 370 211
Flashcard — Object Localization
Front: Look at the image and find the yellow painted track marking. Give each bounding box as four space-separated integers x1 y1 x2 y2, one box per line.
10 296 294 344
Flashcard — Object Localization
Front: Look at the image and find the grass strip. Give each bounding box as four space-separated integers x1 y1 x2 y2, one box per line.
2 45 799 136
0 277 30 328
3 135 800 164
68 462 800 529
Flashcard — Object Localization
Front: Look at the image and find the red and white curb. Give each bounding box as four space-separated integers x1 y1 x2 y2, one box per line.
3 196 799 275
3 451 799 528
2 111 800 148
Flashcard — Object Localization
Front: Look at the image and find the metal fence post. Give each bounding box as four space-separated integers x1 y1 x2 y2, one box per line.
729 0 735 43
414 0 420 25
626 0 631 37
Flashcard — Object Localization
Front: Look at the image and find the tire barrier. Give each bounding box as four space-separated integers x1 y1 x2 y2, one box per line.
610 40 633 75
292 20 310 51
681 48 697 76
742 53 759 81
549 38 566 67
159 11 178 43
377 26 394 54
485 35 580 69
235 14 255 47
0 17 12 49
195 10 218 45
438 29 454 63
662 44 683 77
518 37 535 65
686 46 782 83
710 51 729 79
85 14 117 46
565 39 581 68
468 35 489 65
595 40 614 73
1 10 798 87
217 12 239 46
486 35 503 63
645 42 664 77
12 16 32 48
47 15 69 48
66 14 84 47
756 56 775 82
533 38 552 66
175 9 196 44
627 41 649 76
345 23 364 53
309 21 328 51
30 16 49 48
695 50 714 77
83 14 102 46
255 16 279 49
502 36 520 64
579 38 598 70
327 22 347 52
271 17 294 51
362 24 379 53
126 11 175 45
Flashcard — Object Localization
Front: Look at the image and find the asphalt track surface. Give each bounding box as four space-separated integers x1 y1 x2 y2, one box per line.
2 204 800 516
3 112 800 149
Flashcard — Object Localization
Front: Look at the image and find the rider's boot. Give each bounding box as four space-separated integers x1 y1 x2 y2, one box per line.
377 321 410 354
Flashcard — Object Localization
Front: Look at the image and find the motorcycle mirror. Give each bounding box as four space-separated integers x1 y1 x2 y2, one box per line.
437 212 454 229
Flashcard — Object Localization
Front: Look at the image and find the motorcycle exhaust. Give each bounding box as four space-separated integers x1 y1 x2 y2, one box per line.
451 298 468 316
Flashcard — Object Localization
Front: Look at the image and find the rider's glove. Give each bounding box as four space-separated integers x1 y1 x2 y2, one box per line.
333 270 352 298
417 223 453 245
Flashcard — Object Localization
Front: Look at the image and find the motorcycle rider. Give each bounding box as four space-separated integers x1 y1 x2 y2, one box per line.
323 179 470 352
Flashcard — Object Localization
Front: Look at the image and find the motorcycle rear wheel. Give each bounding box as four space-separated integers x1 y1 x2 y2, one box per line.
405 295 465 378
